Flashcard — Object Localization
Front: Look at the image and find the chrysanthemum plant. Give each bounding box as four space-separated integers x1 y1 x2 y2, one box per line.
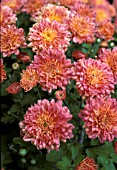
1 0 117 169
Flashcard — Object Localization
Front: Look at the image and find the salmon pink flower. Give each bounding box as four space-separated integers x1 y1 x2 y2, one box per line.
17 52 31 63
98 47 117 84
0 59 7 83
96 20 114 41
0 25 26 57
73 58 114 98
72 50 88 60
68 13 95 44
22 0 47 15
20 66 39 92
31 3 70 25
0 6 17 27
94 6 110 24
19 99 74 152
76 157 98 170
28 19 71 53
71 2 96 21
78 96 117 143
6 82 21 94
57 0 80 8
31 49 73 93
1 0 27 13
55 89 66 100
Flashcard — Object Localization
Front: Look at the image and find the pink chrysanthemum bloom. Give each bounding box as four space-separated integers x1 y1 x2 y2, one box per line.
22 0 47 15
96 20 114 41
20 66 39 92
17 52 31 63
98 47 117 84
19 99 74 152
68 13 95 44
0 59 7 83
55 89 66 100
89 0 108 6
0 25 26 57
94 6 110 24
0 6 17 27
31 3 70 25
114 141 117 154
31 49 73 93
76 157 98 170
1 0 27 13
28 19 71 53
57 0 80 8
78 96 117 143
73 58 114 98
72 50 88 60
6 82 21 94
71 2 96 21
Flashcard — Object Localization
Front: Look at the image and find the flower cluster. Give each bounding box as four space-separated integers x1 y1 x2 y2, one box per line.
19 99 74 152
1 0 117 167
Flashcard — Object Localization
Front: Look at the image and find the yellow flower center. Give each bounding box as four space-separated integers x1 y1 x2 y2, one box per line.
87 67 104 86
41 28 57 42
47 11 63 23
96 9 107 23
44 59 62 79
37 113 55 134
94 106 116 131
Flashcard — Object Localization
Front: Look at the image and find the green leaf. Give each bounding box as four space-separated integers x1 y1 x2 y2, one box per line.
97 155 109 165
56 155 72 170
46 149 64 163
69 144 82 160
10 103 21 113
21 92 38 106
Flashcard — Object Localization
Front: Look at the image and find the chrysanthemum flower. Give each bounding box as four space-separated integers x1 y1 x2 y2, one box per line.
22 0 47 15
78 96 117 143
76 157 98 170
1 0 27 13
20 66 39 92
89 0 108 6
6 82 21 94
0 6 17 27
0 25 26 57
71 2 96 21
31 49 73 93
98 47 117 84
55 89 66 100
28 19 71 53
96 20 114 41
68 13 95 44
94 6 110 24
58 0 80 8
72 50 88 60
0 59 7 83
114 141 117 154
31 4 70 25
17 52 31 63
19 99 74 152
73 58 114 98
